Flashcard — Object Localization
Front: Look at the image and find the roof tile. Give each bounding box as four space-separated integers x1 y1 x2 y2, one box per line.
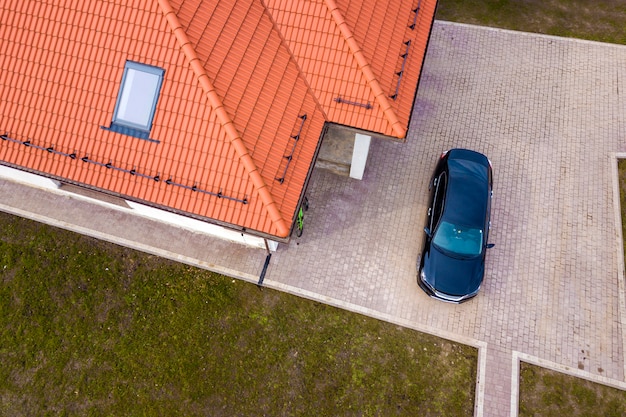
1 0 436 238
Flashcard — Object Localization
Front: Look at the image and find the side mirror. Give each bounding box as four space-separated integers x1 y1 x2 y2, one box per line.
486 243 495 249
424 227 432 238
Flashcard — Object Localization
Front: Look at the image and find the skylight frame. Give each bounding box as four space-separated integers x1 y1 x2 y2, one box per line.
109 60 165 138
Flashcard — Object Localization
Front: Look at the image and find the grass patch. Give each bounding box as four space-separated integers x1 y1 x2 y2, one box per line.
519 362 626 416
0 212 477 416
436 0 626 45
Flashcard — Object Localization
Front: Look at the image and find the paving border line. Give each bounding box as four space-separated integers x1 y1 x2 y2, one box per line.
475 338 487 417
611 153 626 380
510 350 626 417
435 20 626 51
0 201 262 285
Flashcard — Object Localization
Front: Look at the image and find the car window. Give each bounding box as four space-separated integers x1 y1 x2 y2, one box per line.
485 189 492 238
433 221 484 256
431 172 446 230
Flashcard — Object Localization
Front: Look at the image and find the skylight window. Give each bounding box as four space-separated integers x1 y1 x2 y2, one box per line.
105 61 164 141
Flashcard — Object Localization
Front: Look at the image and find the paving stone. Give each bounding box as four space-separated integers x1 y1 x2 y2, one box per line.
269 22 626 415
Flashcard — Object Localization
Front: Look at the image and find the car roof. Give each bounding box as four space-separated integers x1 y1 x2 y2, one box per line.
443 151 490 227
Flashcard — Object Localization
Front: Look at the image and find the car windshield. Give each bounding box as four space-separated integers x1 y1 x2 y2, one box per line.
432 221 483 257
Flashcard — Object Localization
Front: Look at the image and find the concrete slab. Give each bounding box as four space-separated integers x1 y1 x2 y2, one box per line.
315 124 355 176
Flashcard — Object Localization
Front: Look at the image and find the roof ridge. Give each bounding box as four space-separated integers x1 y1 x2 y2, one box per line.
157 0 290 237
324 0 406 138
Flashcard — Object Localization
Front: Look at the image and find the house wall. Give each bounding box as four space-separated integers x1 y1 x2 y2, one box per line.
0 165 278 252
125 201 278 251
0 165 61 190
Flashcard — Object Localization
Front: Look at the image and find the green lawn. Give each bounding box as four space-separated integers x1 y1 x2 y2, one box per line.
436 0 626 45
3 1 626 415
519 362 626 416
0 213 477 416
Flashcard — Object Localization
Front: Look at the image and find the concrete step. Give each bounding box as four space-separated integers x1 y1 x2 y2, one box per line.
315 124 355 177
315 158 350 176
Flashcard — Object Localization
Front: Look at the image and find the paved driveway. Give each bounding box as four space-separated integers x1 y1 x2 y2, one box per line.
1 21 626 417
266 21 626 416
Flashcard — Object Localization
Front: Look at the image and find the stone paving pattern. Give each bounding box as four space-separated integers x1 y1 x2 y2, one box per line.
1 22 626 416
271 22 626 415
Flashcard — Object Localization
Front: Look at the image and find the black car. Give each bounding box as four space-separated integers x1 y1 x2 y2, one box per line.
418 149 494 303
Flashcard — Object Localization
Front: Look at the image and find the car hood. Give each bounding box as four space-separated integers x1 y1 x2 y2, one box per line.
423 245 484 296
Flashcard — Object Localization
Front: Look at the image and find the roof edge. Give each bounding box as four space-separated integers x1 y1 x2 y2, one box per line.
157 0 290 237
324 0 406 138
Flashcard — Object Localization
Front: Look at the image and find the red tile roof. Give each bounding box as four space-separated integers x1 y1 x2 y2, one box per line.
0 0 437 239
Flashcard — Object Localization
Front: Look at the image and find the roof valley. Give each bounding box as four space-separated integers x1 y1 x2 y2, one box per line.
257 0 329 122
157 0 290 237
323 0 406 138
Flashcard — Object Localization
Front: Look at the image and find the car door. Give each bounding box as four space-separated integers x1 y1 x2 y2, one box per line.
484 170 494 253
429 172 447 233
